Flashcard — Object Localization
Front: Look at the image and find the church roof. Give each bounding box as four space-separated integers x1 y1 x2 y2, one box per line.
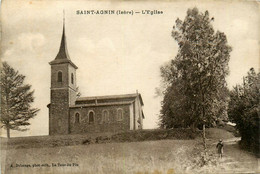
70 101 134 108
49 17 78 69
76 93 144 106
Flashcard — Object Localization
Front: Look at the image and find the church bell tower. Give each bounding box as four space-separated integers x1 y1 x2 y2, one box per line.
48 14 78 135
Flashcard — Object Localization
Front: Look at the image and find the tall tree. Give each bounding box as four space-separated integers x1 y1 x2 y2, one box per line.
0 62 39 138
228 68 260 156
159 8 232 149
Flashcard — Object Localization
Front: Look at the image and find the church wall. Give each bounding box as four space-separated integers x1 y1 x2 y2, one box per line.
69 105 130 134
68 64 77 106
49 88 70 135
68 64 77 90
69 88 77 106
134 97 143 130
129 104 134 130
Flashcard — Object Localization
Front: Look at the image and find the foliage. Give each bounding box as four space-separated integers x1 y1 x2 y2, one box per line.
228 68 260 156
0 62 39 138
159 8 232 129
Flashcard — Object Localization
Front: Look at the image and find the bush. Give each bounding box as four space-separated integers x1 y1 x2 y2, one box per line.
228 68 260 156
111 129 199 142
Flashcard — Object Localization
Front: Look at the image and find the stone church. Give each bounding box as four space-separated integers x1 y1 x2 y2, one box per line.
47 20 145 135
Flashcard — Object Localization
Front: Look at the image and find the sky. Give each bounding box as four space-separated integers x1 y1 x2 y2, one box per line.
0 0 259 137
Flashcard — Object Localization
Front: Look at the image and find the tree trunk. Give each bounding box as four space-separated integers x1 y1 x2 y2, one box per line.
202 124 206 149
191 122 196 132
202 123 207 151
7 127 10 138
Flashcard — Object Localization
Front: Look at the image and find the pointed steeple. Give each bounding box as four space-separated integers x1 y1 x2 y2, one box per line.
55 10 70 60
49 11 78 69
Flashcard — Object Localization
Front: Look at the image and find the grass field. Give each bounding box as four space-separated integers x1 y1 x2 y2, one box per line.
1 128 259 174
0 129 199 149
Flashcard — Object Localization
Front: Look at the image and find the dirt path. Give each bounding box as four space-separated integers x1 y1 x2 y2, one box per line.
206 137 259 174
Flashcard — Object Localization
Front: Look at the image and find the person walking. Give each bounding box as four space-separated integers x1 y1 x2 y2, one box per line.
216 139 224 158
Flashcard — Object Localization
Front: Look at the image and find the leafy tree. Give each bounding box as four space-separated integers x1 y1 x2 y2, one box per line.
0 62 39 138
228 68 259 156
159 8 232 150
159 60 195 129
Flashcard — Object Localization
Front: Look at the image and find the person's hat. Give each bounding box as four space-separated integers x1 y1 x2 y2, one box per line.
219 139 222 142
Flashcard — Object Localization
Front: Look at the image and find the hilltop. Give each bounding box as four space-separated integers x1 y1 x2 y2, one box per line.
1 128 258 174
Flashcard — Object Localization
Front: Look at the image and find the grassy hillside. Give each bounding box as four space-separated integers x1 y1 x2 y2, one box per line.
1 129 199 149
1 128 258 174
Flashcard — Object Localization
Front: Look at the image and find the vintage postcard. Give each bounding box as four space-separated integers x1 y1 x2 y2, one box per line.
0 0 259 174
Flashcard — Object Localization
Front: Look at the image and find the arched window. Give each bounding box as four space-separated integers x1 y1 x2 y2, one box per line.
117 108 123 121
75 113 80 123
71 73 74 84
89 111 94 123
58 71 62 82
103 110 109 123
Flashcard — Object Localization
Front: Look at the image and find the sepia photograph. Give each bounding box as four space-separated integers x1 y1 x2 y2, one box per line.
0 0 259 173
